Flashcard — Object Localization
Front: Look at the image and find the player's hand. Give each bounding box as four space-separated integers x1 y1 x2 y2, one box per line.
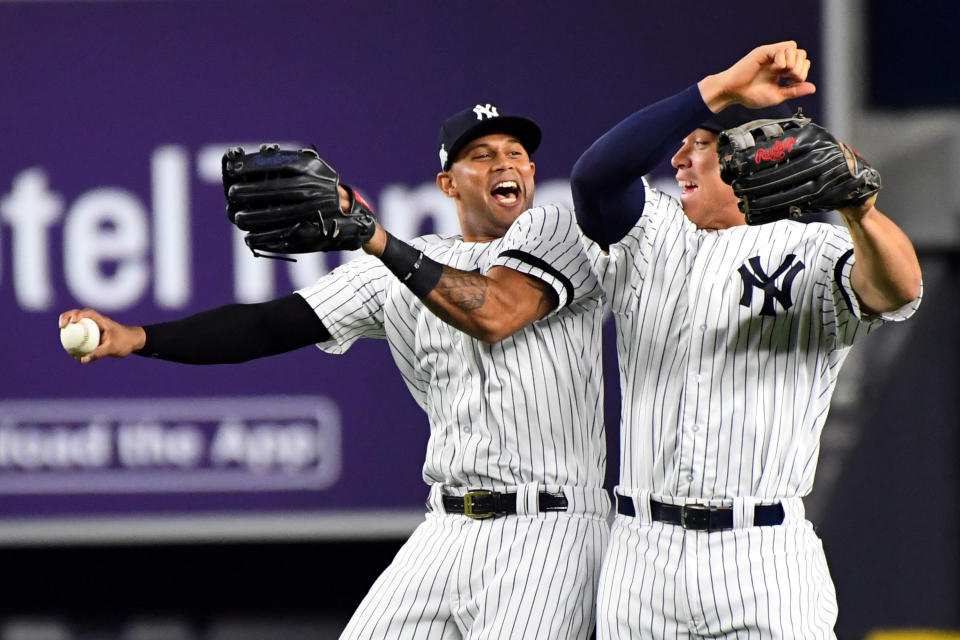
58 308 146 364
336 185 387 256
699 41 816 112
836 143 879 222
837 193 879 223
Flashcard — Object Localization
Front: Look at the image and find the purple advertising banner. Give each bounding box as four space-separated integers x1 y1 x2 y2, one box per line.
0 1 820 541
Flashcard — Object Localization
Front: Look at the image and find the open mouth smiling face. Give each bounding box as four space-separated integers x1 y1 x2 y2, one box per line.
491 179 522 207
439 132 537 240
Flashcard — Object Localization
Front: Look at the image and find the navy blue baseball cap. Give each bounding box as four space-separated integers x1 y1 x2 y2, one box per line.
699 102 795 133
438 103 541 171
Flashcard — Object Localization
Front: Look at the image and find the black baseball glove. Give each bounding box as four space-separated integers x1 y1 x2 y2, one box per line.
716 112 881 225
222 144 376 257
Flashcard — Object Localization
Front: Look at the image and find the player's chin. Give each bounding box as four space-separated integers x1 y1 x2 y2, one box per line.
681 199 709 227
679 191 699 211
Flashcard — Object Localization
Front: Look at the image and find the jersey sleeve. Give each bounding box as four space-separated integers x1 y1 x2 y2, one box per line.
295 254 391 354
490 204 600 313
815 223 921 347
598 182 689 314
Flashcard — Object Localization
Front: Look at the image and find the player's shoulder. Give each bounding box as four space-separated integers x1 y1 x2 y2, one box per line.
769 218 851 242
520 202 573 221
642 178 684 213
606 179 686 249
509 203 578 235
759 218 854 260
803 219 850 237
409 232 497 264
409 232 459 250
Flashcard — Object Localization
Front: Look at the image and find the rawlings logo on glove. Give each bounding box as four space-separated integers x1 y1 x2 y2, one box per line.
753 137 797 164
717 112 882 225
221 145 376 258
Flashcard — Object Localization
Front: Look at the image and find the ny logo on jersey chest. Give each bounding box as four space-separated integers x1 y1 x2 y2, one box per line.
738 254 805 316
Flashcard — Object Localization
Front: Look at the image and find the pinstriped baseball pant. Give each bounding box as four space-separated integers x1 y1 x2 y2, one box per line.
597 510 838 639
339 496 609 639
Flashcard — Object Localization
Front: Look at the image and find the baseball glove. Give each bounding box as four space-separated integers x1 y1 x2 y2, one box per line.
222 144 376 257
716 112 882 225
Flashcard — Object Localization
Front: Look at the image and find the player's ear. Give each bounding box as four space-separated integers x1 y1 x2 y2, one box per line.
436 172 457 198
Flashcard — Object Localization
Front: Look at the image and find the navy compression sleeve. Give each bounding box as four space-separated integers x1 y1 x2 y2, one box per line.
571 84 714 248
135 293 330 364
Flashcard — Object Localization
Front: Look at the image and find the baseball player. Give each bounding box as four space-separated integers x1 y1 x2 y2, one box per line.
61 105 610 639
570 42 922 638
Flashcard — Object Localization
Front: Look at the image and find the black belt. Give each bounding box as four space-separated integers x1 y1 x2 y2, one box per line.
616 494 784 531
441 490 568 519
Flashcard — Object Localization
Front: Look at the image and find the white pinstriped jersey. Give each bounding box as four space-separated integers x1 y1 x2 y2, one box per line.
590 182 919 502
298 204 606 492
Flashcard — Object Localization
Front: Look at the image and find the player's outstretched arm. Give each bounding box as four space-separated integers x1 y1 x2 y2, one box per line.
362 225 557 343
697 40 816 113
58 295 331 365
838 196 922 314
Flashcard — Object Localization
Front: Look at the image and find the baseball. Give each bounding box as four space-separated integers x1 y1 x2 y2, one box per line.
60 317 101 357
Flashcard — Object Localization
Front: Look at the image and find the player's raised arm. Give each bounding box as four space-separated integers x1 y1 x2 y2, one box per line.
838 195 922 314
705 52 920 314
696 40 815 113
362 216 562 344
572 41 818 250
570 87 709 249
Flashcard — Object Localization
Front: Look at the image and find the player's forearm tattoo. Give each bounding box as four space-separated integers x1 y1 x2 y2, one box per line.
435 266 487 310
524 277 557 318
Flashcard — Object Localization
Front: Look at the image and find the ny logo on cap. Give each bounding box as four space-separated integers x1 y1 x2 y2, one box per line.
473 104 500 120
438 144 448 167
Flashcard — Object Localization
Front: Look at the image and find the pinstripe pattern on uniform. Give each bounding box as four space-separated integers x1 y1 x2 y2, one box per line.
296 204 608 638
341 511 609 640
590 182 918 638
590 182 918 501
597 516 838 639
298 204 606 491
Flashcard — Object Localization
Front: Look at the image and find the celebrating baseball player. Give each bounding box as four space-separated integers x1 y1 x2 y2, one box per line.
60 106 610 639
570 41 922 638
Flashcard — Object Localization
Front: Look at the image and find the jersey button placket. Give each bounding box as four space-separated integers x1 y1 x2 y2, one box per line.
681 253 712 493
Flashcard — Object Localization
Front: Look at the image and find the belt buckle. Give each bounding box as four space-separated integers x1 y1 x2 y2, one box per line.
463 490 494 519
680 504 711 530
